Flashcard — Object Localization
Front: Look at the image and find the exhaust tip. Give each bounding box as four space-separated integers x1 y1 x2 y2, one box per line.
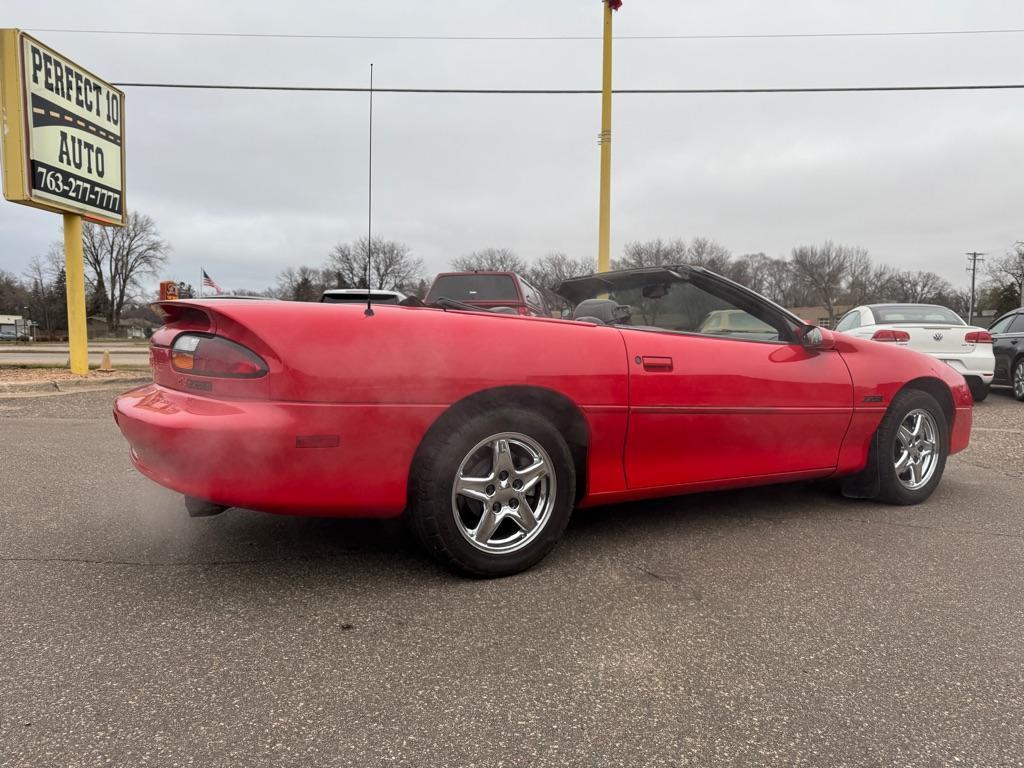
184 495 229 517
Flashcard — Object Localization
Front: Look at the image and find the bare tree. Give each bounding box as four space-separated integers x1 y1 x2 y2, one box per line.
80 212 170 332
526 252 593 291
685 237 732 273
887 270 952 304
987 244 1024 308
729 253 772 294
790 242 854 324
326 237 424 292
22 255 68 332
0 270 31 315
275 265 325 302
451 248 527 273
844 249 892 306
613 238 687 270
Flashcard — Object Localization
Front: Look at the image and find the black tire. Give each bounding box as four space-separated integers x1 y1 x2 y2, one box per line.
1013 359 1024 402
408 407 575 577
968 379 990 402
875 389 949 505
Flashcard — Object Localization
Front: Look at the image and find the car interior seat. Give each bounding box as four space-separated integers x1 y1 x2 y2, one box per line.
572 299 632 325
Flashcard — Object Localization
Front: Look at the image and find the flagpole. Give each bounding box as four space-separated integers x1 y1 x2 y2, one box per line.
199 267 203 298
597 0 614 274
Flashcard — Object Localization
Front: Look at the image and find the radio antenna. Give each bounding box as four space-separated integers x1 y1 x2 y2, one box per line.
364 62 375 317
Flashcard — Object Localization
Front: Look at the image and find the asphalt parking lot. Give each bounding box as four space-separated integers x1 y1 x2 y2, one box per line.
2 387 1022 767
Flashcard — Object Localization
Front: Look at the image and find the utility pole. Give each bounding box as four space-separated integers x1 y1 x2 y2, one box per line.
1016 242 1024 308
965 251 985 325
597 0 617 273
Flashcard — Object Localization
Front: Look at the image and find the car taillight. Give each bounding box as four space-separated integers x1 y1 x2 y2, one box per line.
871 329 911 343
171 334 267 378
964 330 993 344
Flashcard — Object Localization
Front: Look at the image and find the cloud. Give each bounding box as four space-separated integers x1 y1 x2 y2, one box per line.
3 0 1022 292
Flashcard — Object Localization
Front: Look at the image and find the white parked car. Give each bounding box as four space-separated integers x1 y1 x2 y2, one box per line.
835 304 995 401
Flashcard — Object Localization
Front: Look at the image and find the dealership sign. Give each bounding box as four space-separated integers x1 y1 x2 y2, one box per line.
1 30 126 225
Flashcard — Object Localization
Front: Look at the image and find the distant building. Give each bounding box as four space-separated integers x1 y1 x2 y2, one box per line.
0 314 31 340
86 316 150 339
785 305 854 328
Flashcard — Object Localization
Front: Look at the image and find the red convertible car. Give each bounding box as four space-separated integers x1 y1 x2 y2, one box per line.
114 266 972 576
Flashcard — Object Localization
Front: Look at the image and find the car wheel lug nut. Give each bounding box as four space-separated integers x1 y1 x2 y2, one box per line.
512 479 523 490
486 485 495 495
492 502 502 512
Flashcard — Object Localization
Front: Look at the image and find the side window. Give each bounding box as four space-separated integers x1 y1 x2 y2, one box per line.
988 316 1013 335
609 279 786 342
1009 314 1024 334
835 311 861 332
519 278 543 310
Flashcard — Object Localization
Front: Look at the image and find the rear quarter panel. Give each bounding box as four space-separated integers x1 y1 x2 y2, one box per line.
160 302 633 507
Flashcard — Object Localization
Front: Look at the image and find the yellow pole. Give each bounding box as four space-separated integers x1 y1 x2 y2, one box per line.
597 0 613 273
62 213 89 374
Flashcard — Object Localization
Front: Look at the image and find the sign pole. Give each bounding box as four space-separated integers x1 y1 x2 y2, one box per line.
597 0 613 274
62 213 89 374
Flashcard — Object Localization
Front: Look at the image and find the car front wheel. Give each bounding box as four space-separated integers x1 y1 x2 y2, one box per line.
409 408 575 577
875 389 949 505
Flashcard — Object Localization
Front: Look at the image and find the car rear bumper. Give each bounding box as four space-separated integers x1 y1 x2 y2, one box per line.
930 351 994 384
113 384 444 517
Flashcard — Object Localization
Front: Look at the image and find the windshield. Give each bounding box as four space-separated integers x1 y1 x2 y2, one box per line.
426 275 519 303
871 306 964 325
608 281 782 342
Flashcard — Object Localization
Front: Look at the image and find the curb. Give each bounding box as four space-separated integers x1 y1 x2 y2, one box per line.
0 376 151 395
0 348 146 354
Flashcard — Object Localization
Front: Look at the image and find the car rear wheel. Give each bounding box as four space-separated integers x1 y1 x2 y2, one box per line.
409 408 575 577
875 389 948 505
967 378 989 402
1014 360 1024 401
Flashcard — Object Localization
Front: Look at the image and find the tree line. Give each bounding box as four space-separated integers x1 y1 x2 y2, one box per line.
265 234 1024 325
4 210 1024 331
1 211 168 334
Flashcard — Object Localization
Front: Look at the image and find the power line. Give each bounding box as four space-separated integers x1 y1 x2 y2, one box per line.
110 82 1024 95
28 26 1024 42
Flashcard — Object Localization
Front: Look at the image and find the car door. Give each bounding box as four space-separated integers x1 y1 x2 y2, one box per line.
615 279 854 489
991 312 1024 383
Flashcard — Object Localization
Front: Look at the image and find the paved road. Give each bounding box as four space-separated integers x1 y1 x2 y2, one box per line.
1 388 1022 767
0 343 150 367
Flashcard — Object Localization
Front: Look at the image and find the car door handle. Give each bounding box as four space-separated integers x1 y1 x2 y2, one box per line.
640 355 674 372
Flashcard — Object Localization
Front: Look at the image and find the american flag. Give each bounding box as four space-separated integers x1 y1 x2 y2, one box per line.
202 270 223 294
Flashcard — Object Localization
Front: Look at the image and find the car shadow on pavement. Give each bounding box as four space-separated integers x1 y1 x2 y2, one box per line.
181 480 846 580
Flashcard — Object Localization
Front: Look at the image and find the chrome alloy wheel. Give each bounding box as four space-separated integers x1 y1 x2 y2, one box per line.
893 409 940 490
1015 363 1024 399
451 432 556 555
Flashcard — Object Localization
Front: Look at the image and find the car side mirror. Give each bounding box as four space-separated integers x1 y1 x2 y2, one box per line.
798 324 836 350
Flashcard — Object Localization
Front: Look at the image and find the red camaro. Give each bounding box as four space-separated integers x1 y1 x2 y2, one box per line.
114 266 972 576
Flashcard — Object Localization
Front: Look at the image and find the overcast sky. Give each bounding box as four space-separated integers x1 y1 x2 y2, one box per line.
2 0 1023 292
